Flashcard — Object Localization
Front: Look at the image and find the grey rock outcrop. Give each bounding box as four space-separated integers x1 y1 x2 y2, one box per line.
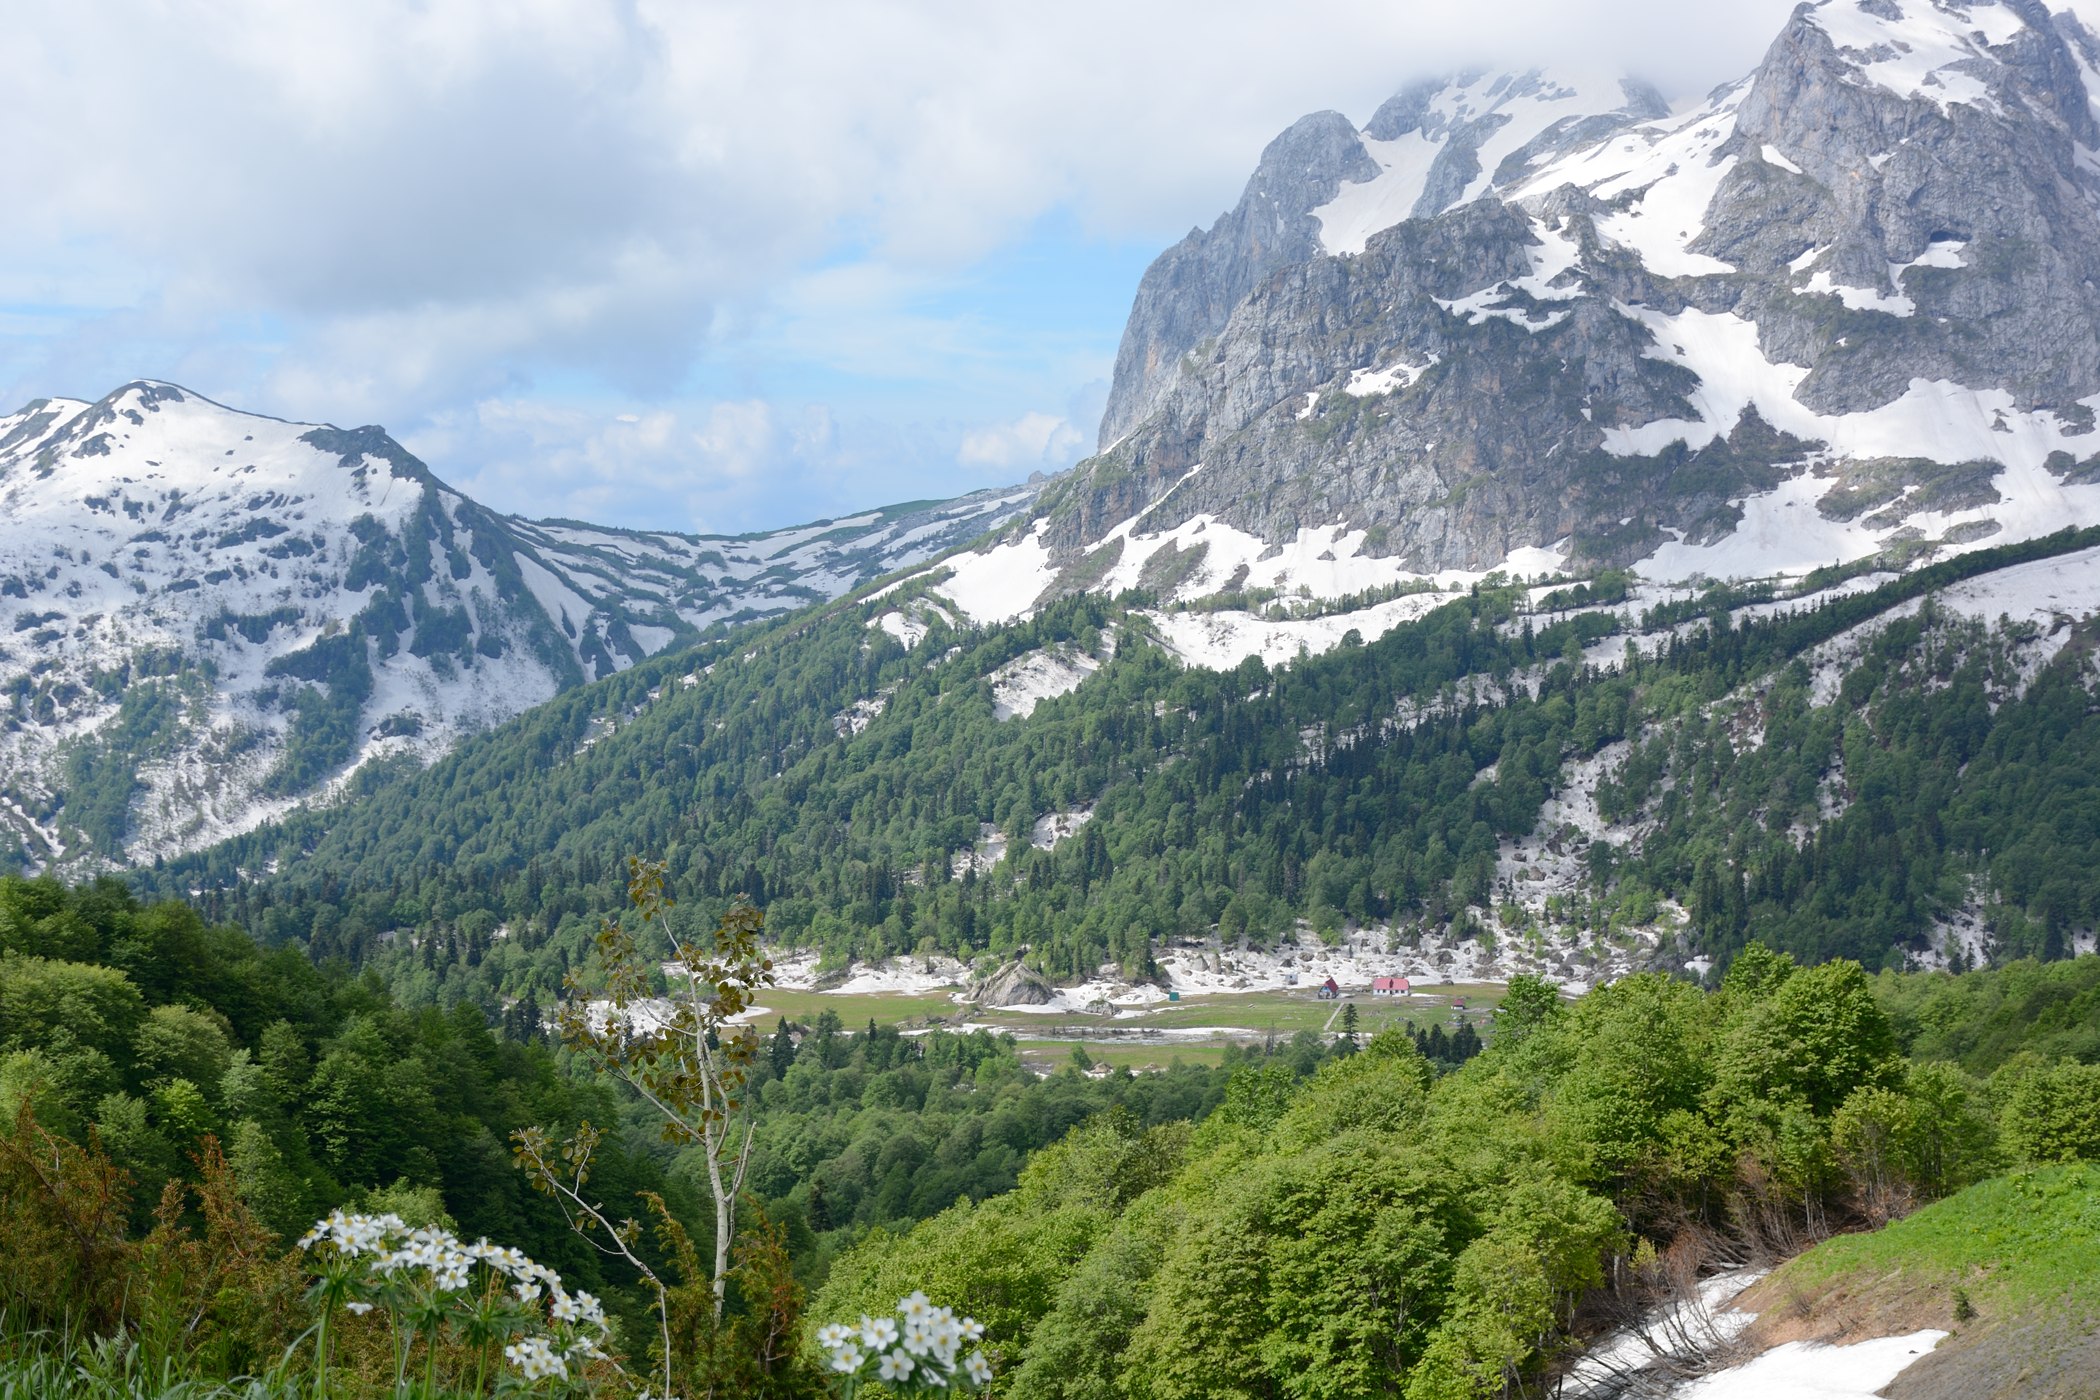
1063 1 2100 580
1097 71 1667 449
1099 112 1376 450
969 959 1058 1007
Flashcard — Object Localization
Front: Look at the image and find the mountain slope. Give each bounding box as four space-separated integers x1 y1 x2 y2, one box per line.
0 382 1031 868
984 0 2100 643
164 523 2100 1014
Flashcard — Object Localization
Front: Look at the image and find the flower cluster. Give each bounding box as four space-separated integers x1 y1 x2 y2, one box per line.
299 1211 612 1391
816 1292 991 1394
505 1334 570 1382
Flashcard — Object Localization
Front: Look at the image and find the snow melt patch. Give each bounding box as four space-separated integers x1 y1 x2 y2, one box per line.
951 823 1010 876
1759 143 1804 175
1801 270 1915 317
1564 1272 1764 1396
942 521 1057 624
832 686 895 738
1676 1330 1946 1400
1603 304 2100 576
1899 236 1967 272
1156 933 1420 996
1313 130 1443 255
1150 592 1450 670
1604 304 2100 510
1524 92 1742 278
990 645 1101 720
1310 70 1647 256
767 948 969 996
1031 807 1093 850
876 610 928 648
1932 544 2100 635
1344 357 1437 396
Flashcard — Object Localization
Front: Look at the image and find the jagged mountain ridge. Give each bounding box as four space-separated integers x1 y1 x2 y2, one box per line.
1099 68 1668 447
0 382 1032 869
956 0 2100 643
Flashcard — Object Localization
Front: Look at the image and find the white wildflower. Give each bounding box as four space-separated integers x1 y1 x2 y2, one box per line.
878 1351 917 1383
505 1336 568 1382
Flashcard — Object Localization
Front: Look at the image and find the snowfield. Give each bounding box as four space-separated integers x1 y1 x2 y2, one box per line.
1311 69 1656 256
990 646 1102 720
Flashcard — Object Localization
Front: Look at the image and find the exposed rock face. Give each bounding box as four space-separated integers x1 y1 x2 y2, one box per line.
1099 112 1378 451
1098 71 1666 448
1048 0 2100 596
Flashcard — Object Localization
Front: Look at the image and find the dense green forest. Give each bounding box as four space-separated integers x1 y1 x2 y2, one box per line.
0 876 1237 1375
145 528 2100 1035
816 952 2100 1399
6 871 2100 1396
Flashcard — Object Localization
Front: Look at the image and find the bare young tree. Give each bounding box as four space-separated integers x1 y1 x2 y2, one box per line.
514 857 773 1380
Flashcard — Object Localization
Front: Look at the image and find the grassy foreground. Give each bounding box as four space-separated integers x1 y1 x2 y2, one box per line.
1744 1165 2100 1399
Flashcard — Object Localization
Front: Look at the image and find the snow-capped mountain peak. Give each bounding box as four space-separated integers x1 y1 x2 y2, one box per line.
1 382 1033 870
1099 67 1663 444
1314 68 1668 255
1803 0 2031 111
960 0 2100 678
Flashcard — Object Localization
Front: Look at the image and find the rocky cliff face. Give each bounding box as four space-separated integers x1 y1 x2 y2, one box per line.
1000 0 2100 624
1098 70 1667 447
0 382 1032 868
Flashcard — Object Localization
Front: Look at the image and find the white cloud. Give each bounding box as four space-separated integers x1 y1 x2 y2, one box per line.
0 0 1833 415
8 0 2097 528
410 391 1043 533
958 413 1088 472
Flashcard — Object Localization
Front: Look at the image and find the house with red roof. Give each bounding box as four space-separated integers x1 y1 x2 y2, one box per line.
1372 976 1411 997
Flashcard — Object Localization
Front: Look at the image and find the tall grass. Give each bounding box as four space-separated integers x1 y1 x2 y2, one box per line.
0 1331 290 1399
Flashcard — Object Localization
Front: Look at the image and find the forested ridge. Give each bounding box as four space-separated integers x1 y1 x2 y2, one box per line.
144 527 2100 1028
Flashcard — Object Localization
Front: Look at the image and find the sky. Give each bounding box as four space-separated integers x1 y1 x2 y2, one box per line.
3 0 2069 536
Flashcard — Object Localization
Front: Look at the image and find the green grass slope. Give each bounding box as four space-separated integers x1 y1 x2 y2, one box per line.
1745 1166 2100 1400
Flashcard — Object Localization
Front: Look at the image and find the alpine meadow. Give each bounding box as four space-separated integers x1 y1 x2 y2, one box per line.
8 1 2100 1398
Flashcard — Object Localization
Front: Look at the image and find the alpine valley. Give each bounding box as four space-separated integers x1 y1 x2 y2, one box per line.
24 0 2100 985
14 4 2100 1400
4 0 2100 982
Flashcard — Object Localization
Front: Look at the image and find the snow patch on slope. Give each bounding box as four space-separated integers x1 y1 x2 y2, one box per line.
1807 0 2026 113
1313 69 1657 256
1676 1331 1947 1400
942 522 1057 625
1522 92 1742 278
990 645 1101 720
1345 358 1437 396
1314 131 1444 255
1149 592 1451 670
1031 807 1093 850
